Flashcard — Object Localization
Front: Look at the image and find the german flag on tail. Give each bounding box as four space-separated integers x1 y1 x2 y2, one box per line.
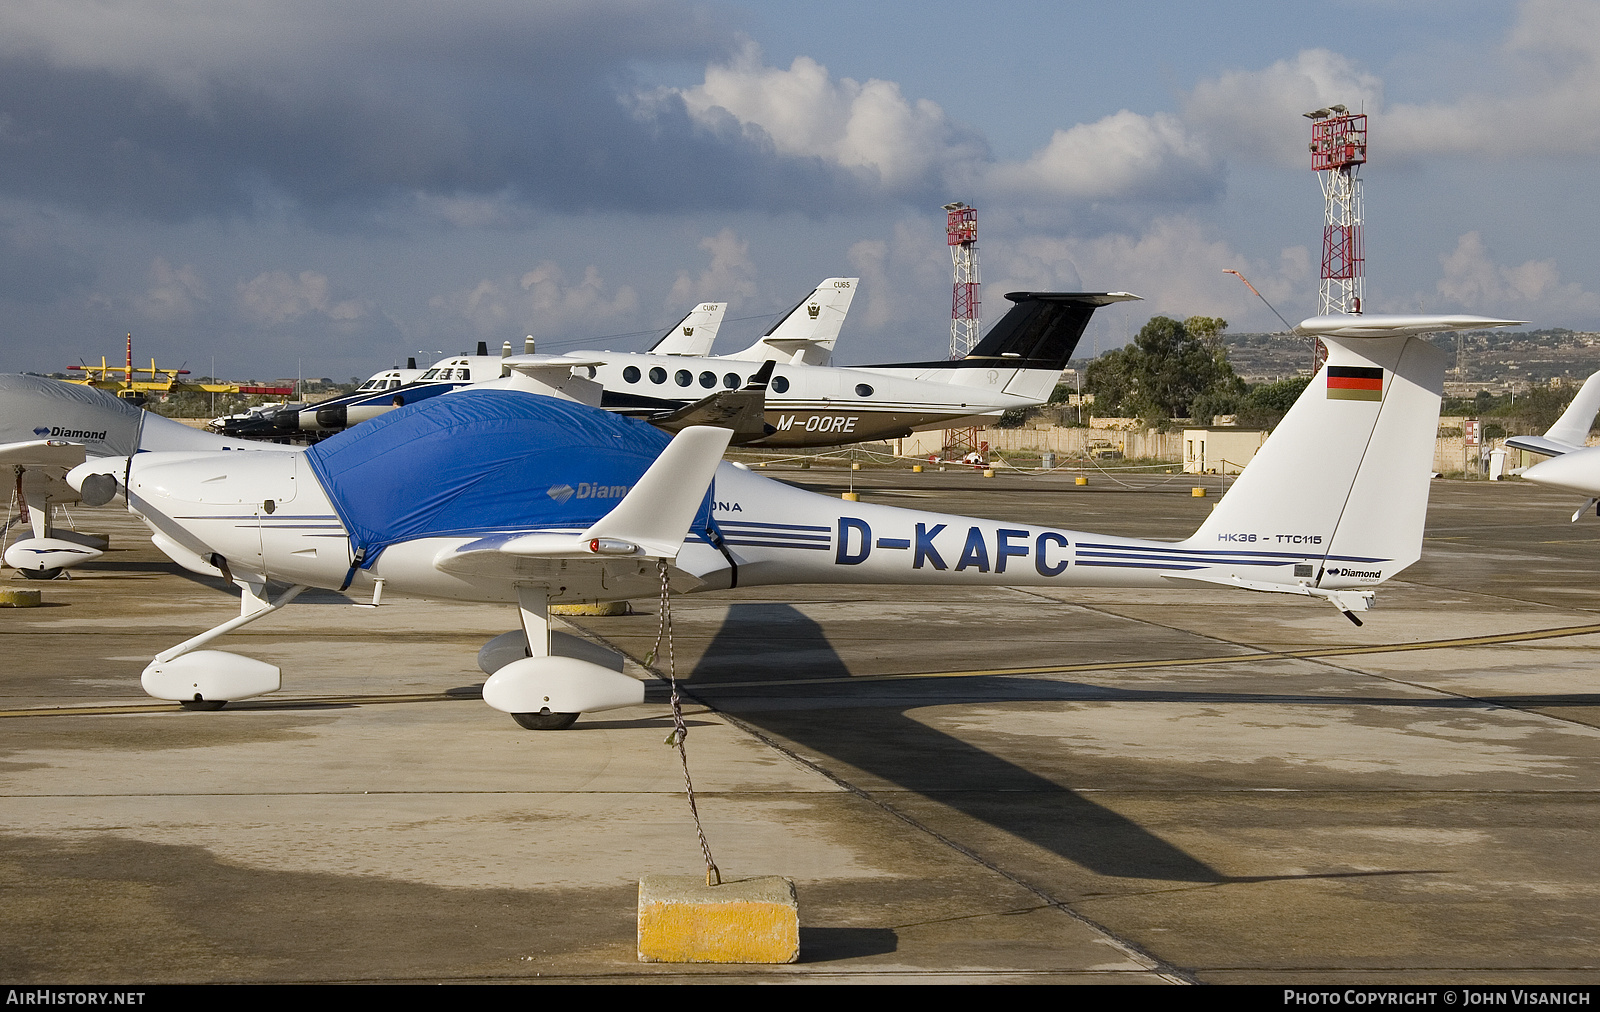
1326 365 1383 401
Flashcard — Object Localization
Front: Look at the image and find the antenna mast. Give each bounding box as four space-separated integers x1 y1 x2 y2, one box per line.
1305 106 1366 315
945 202 981 358
938 202 984 464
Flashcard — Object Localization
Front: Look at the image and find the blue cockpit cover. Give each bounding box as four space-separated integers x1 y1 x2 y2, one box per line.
304 390 711 565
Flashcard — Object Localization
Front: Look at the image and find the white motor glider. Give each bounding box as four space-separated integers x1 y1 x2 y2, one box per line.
67 314 1510 728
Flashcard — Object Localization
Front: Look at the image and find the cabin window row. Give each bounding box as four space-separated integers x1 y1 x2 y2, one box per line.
614 367 869 398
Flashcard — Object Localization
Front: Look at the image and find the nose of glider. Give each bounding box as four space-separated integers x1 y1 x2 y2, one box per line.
1523 448 1600 497
66 457 128 506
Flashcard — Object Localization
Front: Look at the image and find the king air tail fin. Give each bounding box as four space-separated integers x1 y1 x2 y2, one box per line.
647 302 728 357
725 278 857 366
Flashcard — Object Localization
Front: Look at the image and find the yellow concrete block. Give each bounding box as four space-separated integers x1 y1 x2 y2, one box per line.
548 601 630 616
0 588 43 607
638 875 798 964
841 491 859 501
1192 486 1207 497
851 462 861 470
982 468 995 478
1075 476 1088 486
912 464 923 473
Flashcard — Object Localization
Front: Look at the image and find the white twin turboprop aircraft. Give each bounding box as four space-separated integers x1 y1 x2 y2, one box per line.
57 312 1517 728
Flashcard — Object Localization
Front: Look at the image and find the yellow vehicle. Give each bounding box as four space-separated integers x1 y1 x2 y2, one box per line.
65 334 292 401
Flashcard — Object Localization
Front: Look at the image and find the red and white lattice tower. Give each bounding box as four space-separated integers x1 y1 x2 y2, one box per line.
945 202 981 359
1306 106 1366 316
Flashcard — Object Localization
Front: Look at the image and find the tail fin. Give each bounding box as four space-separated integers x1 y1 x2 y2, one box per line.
1507 369 1600 457
647 302 728 357
725 278 857 366
937 292 1141 401
1184 332 1446 585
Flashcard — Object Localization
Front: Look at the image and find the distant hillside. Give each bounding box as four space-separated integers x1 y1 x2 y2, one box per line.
1075 328 1600 387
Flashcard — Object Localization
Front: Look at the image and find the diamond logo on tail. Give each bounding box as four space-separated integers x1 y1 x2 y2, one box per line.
547 484 575 504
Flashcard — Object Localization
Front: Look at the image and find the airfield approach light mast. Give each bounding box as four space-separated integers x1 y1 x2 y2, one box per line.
945 202 981 359
1306 105 1366 316
940 202 985 463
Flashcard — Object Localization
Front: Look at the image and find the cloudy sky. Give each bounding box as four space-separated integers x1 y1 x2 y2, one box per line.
1 0 1596 380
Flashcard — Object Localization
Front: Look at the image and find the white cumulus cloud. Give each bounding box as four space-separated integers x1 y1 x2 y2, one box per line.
666 41 1225 208
666 229 759 309
136 258 207 321
987 217 1316 337
1431 231 1600 319
987 110 1221 202
1184 49 1383 169
236 270 366 325
673 41 983 190
1186 2 1600 166
431 262 639 341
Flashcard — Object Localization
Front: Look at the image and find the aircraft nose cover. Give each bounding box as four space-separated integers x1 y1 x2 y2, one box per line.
303 390 710 565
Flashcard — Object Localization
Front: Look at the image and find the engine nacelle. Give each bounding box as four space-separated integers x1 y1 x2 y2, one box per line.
3 537 104 574
142 650 281 703
481 655 644 715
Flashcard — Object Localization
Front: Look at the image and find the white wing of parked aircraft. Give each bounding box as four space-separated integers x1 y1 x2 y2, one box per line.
0 374 268 577
71 314 1467 728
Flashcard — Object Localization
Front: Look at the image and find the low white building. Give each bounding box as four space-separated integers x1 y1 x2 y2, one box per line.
1182 428 1268 475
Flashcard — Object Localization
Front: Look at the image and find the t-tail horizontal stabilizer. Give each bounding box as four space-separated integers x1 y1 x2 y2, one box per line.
1176 320 1450 621
1296 314 1527 339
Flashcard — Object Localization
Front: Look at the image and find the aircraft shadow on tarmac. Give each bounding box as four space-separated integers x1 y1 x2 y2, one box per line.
670 602 1458 887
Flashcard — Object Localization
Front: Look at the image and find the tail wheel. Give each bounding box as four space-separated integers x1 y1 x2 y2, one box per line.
512 710 578 731
19 567 62 581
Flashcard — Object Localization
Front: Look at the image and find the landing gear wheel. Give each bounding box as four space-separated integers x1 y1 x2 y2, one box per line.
512 710 578 731
19 567 61 581
180 698 227 711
